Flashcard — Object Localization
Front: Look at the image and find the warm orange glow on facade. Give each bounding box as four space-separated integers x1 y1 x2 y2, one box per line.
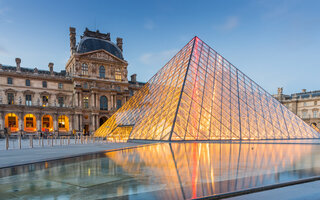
95 37 319 141
42 115 53 132
4 113 19 132
58 115 69 132
24 114 36 132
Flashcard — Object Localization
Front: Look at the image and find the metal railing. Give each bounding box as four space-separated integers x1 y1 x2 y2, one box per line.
1 134 116 150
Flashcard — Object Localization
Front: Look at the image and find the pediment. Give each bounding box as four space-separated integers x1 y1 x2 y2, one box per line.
78 49 127 64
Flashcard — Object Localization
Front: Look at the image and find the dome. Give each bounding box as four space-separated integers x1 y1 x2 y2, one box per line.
77 37 123 60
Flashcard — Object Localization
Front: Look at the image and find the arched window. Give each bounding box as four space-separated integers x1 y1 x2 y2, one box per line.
5 113 19 132
82 63 88 75
100 96 108 110
99 66 105 78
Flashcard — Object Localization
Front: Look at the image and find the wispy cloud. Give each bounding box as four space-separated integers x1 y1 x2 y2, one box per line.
144 19 155 30
140 49 178 65
215 16 239 31
0 6 12 24
0 45 9 56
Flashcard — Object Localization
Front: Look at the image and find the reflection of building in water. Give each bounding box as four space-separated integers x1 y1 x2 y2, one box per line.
0 143 319 199
95 37 319 141
0 27 144 135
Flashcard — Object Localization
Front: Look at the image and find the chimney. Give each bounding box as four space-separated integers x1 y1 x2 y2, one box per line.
302 89 307 93
69 27 76 54
277 87 283 95
130 74 137 83
117 37 123 51
15 58 21 72
48 62 54 75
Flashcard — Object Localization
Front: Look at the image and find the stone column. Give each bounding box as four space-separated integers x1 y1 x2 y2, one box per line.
110 95 113 110
53 114 58 133
96 115 99 130
75 92 78 107
90 115 95 132
74 114 79 131
0 112 4 131
18 112 23 132
36 113 41 132
91 93 95 108
69 114 73 132
79 93 82 108
79 115 83 131
95 93 98 108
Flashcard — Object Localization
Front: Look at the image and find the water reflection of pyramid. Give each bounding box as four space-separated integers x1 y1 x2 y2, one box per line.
95 37 319 141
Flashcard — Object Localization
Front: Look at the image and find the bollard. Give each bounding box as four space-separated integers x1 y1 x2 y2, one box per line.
51 136 53 146
55 136 57 145
39 135 41 146
19 134 22 149
5 135 9 150
93 136 95 143
68 136 70 145
41 136 44 147
60 137 62 145
75 135 77 144
30 135 33 148
47 136 49 146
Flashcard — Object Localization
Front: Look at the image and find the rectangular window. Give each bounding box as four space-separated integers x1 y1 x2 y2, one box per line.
82 64 88 76
26 95 32 106
58 97 64 107
58 116 66 128
26 117 34 128
117 99 122 109
26 79 31 86
302 111 308 119
313 110 318 118
115 69 121 81
58 83 63 89
42 96 48 107
43 117 50 128
83 97 89 108
8 93 14 104
42 81 47 88
129 90 134 96
7 77 13 84
8 116 16 127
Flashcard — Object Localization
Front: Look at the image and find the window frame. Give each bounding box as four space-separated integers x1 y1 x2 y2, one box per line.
42 81 47 88
26 79 31 86
99 65 105 78
7 77 13 85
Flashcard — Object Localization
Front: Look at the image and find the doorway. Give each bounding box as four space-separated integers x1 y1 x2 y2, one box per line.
84 125 89 135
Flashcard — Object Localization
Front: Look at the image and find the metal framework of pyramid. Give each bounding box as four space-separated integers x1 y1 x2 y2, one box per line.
95 37 319 141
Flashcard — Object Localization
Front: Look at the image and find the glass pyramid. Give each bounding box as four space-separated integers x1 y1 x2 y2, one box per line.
95 37 319 141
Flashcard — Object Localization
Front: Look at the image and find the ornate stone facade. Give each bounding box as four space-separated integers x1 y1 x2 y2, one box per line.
0 27 144 135
274 88 320 129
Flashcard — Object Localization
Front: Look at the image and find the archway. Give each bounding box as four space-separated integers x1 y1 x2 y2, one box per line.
42 115 53 132
100 116 108 126
5 113 19 132
58 115 69 132
24 114 36 132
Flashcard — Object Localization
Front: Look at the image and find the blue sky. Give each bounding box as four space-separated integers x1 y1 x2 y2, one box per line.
0 0 320 94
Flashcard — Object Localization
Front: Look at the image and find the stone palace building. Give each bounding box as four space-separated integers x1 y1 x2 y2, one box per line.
0 27 144 135
274 88 320 129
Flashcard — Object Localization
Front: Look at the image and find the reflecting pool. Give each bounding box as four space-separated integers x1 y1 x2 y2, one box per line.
1 142 320 199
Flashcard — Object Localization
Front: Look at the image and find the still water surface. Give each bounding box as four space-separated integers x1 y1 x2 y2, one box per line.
1 142 320 199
